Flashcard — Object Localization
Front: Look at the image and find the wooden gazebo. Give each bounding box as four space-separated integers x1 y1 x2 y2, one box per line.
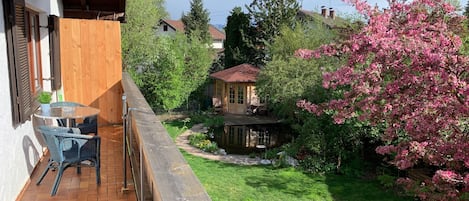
210 64 265 114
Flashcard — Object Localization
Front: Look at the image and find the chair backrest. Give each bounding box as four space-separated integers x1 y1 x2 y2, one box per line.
38 126 80 163
212 97 222 107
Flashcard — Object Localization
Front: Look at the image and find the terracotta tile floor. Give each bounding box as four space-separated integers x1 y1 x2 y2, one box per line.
18 125 137 201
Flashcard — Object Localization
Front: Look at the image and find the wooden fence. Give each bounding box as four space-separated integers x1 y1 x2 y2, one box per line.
59 18 123 125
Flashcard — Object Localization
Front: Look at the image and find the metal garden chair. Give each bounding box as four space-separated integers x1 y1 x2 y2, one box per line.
36 125 101 196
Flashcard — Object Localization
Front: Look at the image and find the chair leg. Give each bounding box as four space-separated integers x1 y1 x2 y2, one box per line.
36 160 53 185
50 164 65 196
96 162 100 184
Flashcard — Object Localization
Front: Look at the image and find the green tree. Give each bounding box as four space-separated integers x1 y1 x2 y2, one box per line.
246 0 300 66
256 22 376 173
181 0 211 43
256 23 337 105
136 33 213 112
224 7 257 68
122 0 212 112
121 0 166 70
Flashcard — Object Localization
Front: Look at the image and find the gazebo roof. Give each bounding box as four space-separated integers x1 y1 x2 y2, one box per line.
210 63 260 83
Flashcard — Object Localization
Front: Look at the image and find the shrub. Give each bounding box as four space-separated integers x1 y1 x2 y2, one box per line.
203 116 224 128
265 147 282 159
190 112 209 124
299 156 335 174
377 174 396 189
189 133 207 145
201 141 218 153
188 132 219 153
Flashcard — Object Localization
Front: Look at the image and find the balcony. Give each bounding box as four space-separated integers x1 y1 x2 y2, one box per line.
19 125 136 201
18 73 210 201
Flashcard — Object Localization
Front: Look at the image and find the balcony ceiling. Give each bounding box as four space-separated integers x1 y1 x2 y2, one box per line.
62 0 126 22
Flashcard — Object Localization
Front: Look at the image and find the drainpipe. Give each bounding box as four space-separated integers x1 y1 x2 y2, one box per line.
122 94 129 192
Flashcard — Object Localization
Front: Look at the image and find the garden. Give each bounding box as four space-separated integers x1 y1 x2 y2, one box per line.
164 118 412 201
123 0 469 200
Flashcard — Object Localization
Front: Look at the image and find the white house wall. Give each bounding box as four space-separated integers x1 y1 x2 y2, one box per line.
157 25 177 36
212 40 223 50
0 0 61 200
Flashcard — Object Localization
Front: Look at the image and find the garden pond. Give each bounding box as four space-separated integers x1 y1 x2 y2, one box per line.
209 123 294 155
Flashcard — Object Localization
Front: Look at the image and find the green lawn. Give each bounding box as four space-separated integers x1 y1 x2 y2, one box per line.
164 121 411 201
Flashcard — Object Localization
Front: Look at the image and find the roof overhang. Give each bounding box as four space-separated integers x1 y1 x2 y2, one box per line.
62 0 126 22
209 63 259 83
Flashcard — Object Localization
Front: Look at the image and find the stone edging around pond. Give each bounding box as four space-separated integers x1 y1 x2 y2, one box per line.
175 124 264 166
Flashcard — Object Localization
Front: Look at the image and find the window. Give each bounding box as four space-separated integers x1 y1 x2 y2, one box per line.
258 132 265 145
229 126 235 144
237 86 244 104
237 127 243 145
229 85 235 103
258 129 270 146
26 9 43 95
3 0 46 126
163 25 168 31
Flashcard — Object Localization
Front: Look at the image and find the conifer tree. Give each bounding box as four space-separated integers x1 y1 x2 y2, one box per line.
224 7 257 68
181 0 211 43
246 0 300 66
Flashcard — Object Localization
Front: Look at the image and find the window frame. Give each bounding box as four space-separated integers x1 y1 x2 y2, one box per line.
229 85 235 103
26 8 43 96
237 85 244 104
236 127 243 145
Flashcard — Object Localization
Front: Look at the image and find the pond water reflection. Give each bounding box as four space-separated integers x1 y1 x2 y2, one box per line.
211 124 293 155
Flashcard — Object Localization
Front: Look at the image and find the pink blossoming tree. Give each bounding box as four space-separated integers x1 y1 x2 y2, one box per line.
295 0 468 200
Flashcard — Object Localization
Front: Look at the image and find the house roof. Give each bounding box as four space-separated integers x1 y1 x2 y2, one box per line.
161 19 226 40
297 9 348 28
210 63 260 83
62 0 126 22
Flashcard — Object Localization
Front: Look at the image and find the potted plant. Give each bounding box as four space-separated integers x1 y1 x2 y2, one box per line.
38 91 52 113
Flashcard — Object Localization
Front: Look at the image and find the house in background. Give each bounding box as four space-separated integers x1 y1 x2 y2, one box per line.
296 6 348 28
158 19 226 50
210 63 266 115
0 0 124 200
297 6 361 38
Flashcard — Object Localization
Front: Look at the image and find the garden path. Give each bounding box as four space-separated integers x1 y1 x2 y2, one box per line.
175 124 262 165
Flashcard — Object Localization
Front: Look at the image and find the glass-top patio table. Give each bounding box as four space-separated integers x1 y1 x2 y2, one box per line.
34 105 100 127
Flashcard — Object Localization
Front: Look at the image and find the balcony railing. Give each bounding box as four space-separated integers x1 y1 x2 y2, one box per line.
121 72 211 201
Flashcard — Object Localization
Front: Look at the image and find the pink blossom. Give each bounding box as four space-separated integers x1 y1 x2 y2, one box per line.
376 145 396 155
295 0 468 199
294 49 313 59
433 170 462 185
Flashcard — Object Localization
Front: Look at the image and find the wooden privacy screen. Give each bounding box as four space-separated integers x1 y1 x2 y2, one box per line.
59 18 123 125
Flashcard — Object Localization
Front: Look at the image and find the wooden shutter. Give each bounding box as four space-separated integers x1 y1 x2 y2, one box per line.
48 15 61 90
4 0 33 126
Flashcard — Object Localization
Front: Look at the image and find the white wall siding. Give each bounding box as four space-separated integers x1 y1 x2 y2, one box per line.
0 1 62 200
212 40 224 50
157 25 177 36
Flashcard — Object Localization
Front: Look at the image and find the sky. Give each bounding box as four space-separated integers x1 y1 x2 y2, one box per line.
165 0 469 25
